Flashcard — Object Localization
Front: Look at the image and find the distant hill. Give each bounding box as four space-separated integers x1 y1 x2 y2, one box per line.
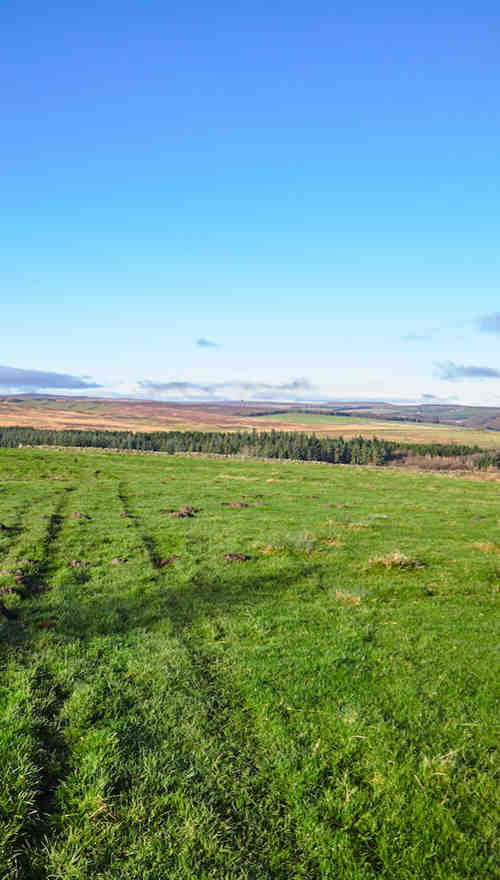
282 403 500 431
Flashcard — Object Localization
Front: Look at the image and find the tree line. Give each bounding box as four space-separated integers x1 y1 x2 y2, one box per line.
0 425 499 469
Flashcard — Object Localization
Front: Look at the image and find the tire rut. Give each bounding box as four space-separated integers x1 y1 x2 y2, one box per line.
117 480 164 569
21 491 70 599
9 666 70 880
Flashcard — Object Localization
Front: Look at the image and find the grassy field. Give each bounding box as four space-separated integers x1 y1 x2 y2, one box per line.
0 448 498 879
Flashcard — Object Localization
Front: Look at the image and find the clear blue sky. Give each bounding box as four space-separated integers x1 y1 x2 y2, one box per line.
2 1 500 403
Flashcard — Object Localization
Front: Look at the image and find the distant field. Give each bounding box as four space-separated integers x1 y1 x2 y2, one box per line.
253 411 500 448
1 448 498 879
1 397 500 449
0 397 263 433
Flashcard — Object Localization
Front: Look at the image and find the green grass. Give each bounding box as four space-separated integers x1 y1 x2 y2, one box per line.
0 448 499 879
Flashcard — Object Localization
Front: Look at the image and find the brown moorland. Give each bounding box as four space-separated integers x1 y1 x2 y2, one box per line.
2 395 500 447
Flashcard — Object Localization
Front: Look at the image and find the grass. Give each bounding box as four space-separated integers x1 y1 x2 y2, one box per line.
0 448 499 879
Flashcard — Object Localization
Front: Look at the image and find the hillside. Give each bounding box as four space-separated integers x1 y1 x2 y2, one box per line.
1 396 500 449
1 448 498 878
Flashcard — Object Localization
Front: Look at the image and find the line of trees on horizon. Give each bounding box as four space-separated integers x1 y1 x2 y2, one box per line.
0 426 499 470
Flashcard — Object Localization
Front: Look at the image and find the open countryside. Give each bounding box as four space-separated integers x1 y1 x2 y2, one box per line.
0 446 498 879
3 3 500 877
2 397 500 449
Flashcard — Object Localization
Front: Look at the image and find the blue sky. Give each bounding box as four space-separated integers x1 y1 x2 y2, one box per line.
1 1 499 403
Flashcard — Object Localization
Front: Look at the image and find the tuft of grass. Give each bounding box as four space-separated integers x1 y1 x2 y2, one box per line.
324 536 345 548
335 589 361 605
364 550 425 570
473 540 500 554
257 530 317 555
324 519 372 530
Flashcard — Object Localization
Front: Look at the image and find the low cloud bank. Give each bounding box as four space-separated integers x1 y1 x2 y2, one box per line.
435 361 500 381
137 377 315 401
0 365 101 392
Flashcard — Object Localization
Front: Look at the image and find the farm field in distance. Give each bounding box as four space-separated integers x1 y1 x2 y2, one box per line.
0 448 498 879
2 396 500 449
251 412 500 448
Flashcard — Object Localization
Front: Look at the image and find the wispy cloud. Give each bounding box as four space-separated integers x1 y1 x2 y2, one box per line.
435 361 500 381
403 332 433 342
0 365 101 391
137 377 314 401
196 337 219 348
478 313 500 334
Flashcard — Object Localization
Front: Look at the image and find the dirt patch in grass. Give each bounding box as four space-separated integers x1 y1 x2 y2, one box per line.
69 512 91 520
365 551 425 570
159 555 179 567
110 557 127 565
70 560 88 568
224 553 250 562
162 505 198 518
473 541 500 554
222 502 249 508
37 616 58 629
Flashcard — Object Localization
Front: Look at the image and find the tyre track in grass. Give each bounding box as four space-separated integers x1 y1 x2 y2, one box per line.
172 640 309 879
9 666 70 880
110 478 312 878
0 489 47 565
1 490 74 880
0 494 41 619
0 488 70 618
22 490 71 599
2 477 143 879
117 479 165 569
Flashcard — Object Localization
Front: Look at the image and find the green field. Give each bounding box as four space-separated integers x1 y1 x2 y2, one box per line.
0 448 498 879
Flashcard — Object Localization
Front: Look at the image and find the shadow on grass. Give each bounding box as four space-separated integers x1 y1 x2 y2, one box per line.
54 561 325 878
57 559 321 642
10 664 70 880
